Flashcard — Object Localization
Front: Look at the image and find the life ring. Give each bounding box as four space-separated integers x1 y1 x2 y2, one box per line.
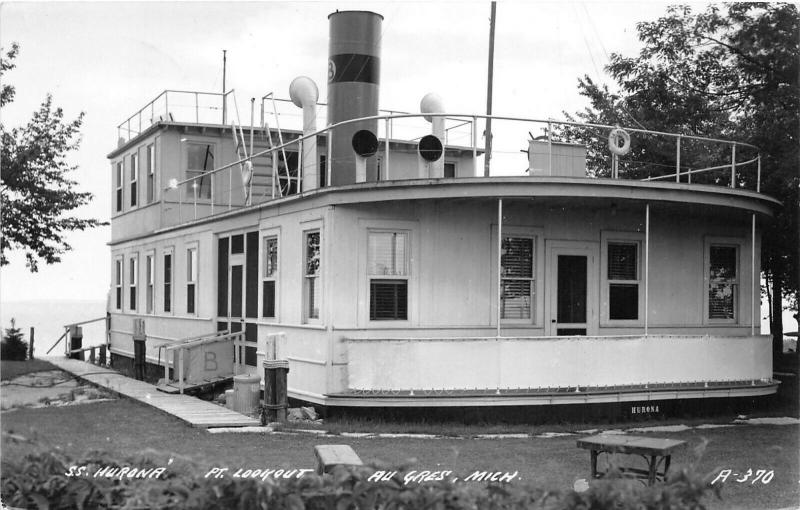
608 128 631 155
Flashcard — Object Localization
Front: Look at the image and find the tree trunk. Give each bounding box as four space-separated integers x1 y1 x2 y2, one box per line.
771 276 784 366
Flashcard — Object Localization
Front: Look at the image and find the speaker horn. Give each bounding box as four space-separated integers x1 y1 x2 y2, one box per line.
418 134 443 162
352 129 379 158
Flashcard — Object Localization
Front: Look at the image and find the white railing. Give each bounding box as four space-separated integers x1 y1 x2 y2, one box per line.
154 110 762 226
162 330 245 394
117 90 235 144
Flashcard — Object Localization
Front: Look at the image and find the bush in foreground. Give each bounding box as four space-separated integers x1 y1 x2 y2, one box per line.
1 318 28 361
1 448 719 509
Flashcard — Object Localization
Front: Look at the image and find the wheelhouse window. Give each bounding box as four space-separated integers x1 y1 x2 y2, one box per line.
186 143 213 199
145 254 154 314
303 231 321 321
129 255 138 311
114 258 123 310
500 236 535 320
262 236 278 318
146 144 155 203
278 150 299 196
163 251 173 313
187 247 198 314
607 242 639 320
708 245 738 320
368 231 408 321
129 153 138 207
115 162 123 213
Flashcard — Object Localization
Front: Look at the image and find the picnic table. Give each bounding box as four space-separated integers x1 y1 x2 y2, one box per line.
577 434 686 485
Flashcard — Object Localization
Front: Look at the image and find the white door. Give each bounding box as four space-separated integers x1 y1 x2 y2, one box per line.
546 241 599 336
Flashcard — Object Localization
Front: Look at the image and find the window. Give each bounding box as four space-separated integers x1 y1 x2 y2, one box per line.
186 143 213 199
368 231 408 320
278 150 299 196
114 258 123 310
187 247 198 314
129 255 138 311
263 236 278 318
146 144 155 203
163 251 173 313
319 154 327 188
304 231 321 321
145 254 154 314
130 153 138 207
500 236 534 320
708 245 738 320
115 162 123 212
444 161 456 178
607 242 639 320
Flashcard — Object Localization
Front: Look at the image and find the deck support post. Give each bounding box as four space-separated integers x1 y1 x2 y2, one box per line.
644 203 650 336
751 213 756 335
497 198 503 338
69 326 83 361
263 359 289 423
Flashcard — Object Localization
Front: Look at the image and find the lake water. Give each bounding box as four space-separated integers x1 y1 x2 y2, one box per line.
0 300 107 357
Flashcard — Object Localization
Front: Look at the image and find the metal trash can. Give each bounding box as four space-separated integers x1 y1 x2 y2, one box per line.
232 374 261 415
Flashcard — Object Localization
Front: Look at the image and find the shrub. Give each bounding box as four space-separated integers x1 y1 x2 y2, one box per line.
1 448 720 510
1 318 28 361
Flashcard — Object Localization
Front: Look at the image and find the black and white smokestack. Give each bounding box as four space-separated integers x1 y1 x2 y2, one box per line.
327 10 383 185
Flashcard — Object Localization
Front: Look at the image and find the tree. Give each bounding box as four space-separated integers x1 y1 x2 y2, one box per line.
0 43 106 271
1 318 28 361
556 4 799 353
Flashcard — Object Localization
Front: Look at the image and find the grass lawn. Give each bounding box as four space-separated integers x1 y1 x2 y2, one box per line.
1 359 59 380
2 398 798 510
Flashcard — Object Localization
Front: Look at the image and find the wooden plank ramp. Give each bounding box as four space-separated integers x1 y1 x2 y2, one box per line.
46 357 260 428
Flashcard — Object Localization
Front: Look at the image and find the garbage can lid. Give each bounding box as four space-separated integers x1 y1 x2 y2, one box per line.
233 374 261 384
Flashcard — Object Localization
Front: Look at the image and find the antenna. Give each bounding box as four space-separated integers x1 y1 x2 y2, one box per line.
484 1 497 177
222 49 228 125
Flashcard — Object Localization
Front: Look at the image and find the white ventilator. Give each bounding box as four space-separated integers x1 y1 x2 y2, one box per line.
420 92 445 177
289 76 320 191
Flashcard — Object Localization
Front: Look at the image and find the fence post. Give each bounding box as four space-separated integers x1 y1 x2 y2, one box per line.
675 136 681 182
69 326 83 361
730 144 736 188
28 327 34 360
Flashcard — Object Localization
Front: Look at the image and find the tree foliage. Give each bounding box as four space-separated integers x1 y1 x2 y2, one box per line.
557 3 799 337
1 318 28 361
0 44 106 271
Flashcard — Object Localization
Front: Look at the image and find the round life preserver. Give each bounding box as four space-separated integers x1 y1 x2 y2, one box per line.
608 128 631 155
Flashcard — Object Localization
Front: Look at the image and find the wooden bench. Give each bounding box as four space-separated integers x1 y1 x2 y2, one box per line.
577 434 686 485
313 445 363 474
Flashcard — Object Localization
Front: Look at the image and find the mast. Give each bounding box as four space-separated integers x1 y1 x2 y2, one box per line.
484 1 496 177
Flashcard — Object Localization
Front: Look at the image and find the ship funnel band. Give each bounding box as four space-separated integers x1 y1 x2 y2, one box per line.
420 92 444 123
419 134 443 162
289 76 319 108
328 54 380 84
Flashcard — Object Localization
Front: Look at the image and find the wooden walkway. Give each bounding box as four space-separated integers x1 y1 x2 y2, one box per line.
47 358 260 428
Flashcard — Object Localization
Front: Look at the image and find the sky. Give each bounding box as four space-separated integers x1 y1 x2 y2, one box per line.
0 1 794 332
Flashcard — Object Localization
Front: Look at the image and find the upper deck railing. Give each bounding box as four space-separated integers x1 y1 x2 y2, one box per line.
118 89 763 225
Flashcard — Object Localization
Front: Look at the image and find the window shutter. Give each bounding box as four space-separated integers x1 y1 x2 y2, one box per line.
501 237 533 278
370 280 408 320
501 280 531 319
709 284 735 319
